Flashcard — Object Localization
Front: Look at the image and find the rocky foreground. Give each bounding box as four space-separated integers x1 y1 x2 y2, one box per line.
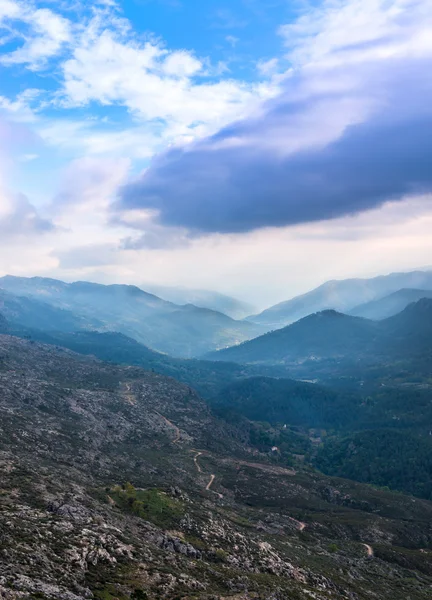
1 334 432 600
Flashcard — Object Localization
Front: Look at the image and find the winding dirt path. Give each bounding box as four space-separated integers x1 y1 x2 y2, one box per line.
362 543 374 557
122 382 137 405
155 412 181 443
206 473 216 490
191 450 223 498
193 451 203 473
206 473 223 499
288 516 307 531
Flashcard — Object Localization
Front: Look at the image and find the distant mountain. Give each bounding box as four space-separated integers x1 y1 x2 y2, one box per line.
0 275 262 358
382 297 432 351
206 310 380 364
249 270 432 329
142 284 255 319
207 299 432 368
0 315 289 399
0 288 101 332
350 289 432 320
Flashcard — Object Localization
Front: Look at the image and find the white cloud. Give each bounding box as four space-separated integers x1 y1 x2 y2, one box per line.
0 5 71 69
59 14 275 143
0 183 54 237
52 156 130 214
257 57 279 75
280 0 432 69
0 0 20 22
1 0 432 307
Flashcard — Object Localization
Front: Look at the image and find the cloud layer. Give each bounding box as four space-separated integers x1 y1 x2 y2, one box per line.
119 0 432 233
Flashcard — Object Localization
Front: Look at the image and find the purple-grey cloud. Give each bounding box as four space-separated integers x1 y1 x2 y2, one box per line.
118 48 432 235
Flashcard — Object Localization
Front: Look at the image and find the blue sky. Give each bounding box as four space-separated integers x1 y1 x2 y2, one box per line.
0 0 432 307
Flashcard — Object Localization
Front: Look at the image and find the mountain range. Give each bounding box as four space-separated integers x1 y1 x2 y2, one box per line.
350 288 432 320
141 283 255 319
0 275 262 358
248 269 432 329
207 298 432 368
2 268 432 598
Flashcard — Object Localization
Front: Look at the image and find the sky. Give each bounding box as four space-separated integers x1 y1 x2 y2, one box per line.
0 0 432 310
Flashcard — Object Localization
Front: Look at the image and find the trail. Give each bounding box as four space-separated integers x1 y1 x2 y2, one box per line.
154 411 181 443
122 382 137 405
362 544 374 557
206 473 223 499
221 458 296 477
289 516 307 531
193 451 203 473
206 473 216 490
191 450 223 498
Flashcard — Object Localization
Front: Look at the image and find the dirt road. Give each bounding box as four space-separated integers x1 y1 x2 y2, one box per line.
206 473 223 499
122 382 137 405
192 451 203 473
155 412 181 443
288 516 307 531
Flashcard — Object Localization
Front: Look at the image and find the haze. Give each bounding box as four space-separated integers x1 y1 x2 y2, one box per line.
0 0 432 308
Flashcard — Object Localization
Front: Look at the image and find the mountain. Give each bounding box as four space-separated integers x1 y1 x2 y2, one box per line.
210 298 432 367
142 283 255 319
2 322 289 399
0 287 101 331
249 270 432 329
2 332 432 599
381 297 432 353
0 275 262 358
350 288 432 320
206 309 381 365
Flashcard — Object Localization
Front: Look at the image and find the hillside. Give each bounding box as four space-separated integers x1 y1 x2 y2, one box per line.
249 270 432 328
0 288 101 332
0 316 291 398
2 333 432 599
210 376 360 429
208 299 432 369
207 309 381 364
141 284 255 319
0 276 262 358
350 288 432 320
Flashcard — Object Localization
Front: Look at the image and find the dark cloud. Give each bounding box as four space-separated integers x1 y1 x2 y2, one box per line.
118 57 432 234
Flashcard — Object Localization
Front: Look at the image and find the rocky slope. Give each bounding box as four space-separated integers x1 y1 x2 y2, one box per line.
1 334 432 599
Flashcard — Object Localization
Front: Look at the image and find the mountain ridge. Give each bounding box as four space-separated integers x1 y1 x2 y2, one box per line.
0 275 263 358
248 269 432 328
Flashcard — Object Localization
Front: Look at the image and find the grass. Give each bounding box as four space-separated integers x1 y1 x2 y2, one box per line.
110 482 184 529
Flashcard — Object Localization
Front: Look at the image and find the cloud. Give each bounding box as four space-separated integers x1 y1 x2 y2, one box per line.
52 156 130 213
0 187 54 237
118 0 432 234
59 16 272 142
0 4 71 69
54 243 119 269
0 2 277 165
121 224 193 250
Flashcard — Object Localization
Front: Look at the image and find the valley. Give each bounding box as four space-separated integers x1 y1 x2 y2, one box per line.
1 271 432 599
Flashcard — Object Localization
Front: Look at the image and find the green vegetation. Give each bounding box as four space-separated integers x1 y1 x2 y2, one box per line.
211 376 359 429
315 430 432 499
111 483 185 528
